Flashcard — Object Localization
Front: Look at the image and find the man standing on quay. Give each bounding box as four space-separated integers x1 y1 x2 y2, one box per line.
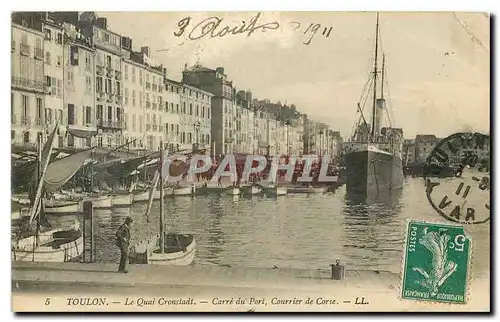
116 216 133 273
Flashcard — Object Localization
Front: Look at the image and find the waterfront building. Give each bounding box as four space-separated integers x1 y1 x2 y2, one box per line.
415 134 439 163
120 43 166 151
63 22 97 149
79 13 124 149
288 116 305 155
11 13 46 146
163 79 182 152
42 15 65 148
402 139 416 165
182 65 234 155
233 89 254 154
178 82 212 151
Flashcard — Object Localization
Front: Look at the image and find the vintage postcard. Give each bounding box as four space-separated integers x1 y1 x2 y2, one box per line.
10 11 490 312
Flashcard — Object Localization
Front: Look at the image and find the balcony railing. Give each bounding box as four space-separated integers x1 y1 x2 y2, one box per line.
34 47 44 60
11 77 44 92
20 44 30 56
96 65 104 75
106 68 114 78
21 116 31 126
97 119 125 130
106 93 115 102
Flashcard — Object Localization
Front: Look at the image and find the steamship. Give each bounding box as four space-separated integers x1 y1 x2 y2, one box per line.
343 13 404 196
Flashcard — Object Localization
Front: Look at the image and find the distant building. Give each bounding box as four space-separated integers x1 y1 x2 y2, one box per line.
415 134 439 162
402 139 416 165
182 65 234 155
163 79 182 152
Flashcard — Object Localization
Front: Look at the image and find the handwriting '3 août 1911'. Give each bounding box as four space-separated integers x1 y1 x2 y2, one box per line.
173 13 334 45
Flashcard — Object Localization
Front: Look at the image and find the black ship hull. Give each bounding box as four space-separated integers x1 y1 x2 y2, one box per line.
345 149 403 196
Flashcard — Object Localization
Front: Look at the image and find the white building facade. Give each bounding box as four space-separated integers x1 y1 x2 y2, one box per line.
11 21 45 146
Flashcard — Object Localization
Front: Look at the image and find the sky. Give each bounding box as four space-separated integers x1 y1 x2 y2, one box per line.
98 11 490 139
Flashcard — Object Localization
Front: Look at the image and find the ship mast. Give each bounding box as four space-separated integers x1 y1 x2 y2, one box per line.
370 13 380 141
381 54 385 99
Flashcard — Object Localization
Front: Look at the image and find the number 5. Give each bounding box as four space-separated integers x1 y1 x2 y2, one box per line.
45 298 51 306
450 234 466 252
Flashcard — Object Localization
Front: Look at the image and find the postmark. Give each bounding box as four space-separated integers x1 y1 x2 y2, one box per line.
423 132 490 224
401 220 471 304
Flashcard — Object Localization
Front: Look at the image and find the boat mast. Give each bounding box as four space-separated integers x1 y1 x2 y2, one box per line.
35 133 43 247
159 141 165 254
381 54 385 99
370 13 380 141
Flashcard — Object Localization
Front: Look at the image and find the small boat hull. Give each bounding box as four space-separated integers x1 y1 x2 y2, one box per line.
173 186 193 196
242 185 262 195
112 194 133 207
288 186 327 194
264 186 288 196
130 233 196 266
163 187 174 197
43 200 81 215
224 187 241 196
85 195 113 209
12 225 83 262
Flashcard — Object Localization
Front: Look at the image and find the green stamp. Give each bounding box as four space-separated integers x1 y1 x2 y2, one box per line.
401 221 471 304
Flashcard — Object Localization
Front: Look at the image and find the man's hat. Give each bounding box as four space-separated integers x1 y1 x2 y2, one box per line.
125 216 134 224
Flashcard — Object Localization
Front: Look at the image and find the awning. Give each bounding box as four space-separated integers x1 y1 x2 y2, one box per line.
67 127 98 139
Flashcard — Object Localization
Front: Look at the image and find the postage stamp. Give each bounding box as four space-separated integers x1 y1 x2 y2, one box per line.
10 10 489 312
401 220 471 304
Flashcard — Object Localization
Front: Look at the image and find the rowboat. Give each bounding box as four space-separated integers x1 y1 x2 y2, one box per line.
133 188 172 202
83 195 113 209
12 223 84 262
163 187 174 197
112 193 133 207
173 185 194 196
287 186 327 194
263 186 288 196
11 196 31 206
241 185 262 196
43 200 81 215
130 233 196 266
224 187 241 196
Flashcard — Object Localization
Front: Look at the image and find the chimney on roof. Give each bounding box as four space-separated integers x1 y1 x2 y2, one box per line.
215 67 224 75
96 17 107 29
141 46 150 57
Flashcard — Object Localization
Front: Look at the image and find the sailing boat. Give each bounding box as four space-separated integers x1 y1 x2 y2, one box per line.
343 13 404 196
129 143 196 265
12 126 84 262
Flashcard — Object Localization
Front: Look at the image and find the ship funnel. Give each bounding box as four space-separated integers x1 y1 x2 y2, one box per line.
374 98 385 135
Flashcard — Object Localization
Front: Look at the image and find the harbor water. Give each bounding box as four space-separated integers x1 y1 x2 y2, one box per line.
41 177 490 274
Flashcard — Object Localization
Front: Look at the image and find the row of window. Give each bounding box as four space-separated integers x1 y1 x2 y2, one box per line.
165 84 211 102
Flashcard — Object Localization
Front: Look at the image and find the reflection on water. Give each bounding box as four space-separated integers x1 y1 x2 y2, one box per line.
37 178 489 274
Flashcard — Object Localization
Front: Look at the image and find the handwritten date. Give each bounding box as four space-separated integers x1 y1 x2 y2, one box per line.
174 13 280 41
290 21 333 45
173 13 333 46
